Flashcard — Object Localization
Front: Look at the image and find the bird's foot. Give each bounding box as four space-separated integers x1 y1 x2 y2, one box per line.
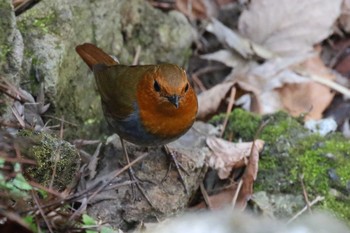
120 139 156 209
162 145 190 194
127 166 157 209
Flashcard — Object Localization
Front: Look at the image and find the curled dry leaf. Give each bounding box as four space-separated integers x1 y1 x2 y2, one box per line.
238 0 342 56
206 137 264 179
197 82 235 120
239 139 261 209
196 138 264 210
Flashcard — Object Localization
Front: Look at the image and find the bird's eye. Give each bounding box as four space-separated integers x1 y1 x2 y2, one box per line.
154 80 161 92
184 83 189 92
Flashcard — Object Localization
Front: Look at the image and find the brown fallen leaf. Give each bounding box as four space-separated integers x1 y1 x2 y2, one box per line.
194 184 240 210
203 18 332 117
195 138 263 210
238 0 342 56
206 137 264 179
238 139 260 209
278 55 336 119
197 82 235 120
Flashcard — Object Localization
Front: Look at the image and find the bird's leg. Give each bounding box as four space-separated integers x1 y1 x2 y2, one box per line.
162 145 190 194
120 138 155 208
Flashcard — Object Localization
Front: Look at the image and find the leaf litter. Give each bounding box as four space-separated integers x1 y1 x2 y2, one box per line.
180 0 350 216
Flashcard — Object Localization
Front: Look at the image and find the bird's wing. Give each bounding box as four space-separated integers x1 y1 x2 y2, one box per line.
93 64 152 119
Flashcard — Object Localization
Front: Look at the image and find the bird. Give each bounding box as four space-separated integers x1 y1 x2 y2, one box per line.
75 43 198 206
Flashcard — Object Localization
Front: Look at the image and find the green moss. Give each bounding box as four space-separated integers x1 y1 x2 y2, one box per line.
0 44 11 62
32 13 56 33
210 108 261 141
18 9 57 35
213 109 350 221
19 130 80 191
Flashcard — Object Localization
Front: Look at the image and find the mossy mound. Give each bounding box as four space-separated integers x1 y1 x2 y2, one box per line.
19 130 81 191
211 109 350 221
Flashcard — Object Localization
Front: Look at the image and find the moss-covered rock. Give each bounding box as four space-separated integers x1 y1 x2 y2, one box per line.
19 130 80 191
0 0 24 118
211 109 350 222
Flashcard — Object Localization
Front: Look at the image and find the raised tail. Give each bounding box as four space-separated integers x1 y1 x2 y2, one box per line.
75 43 118 70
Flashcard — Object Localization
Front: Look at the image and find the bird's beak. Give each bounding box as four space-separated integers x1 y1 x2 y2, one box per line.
167 95 180 108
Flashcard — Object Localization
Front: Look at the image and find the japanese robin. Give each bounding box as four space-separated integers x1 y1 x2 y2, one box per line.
75 43 198 204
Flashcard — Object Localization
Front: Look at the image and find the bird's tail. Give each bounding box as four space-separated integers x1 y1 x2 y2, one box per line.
75 43 118 70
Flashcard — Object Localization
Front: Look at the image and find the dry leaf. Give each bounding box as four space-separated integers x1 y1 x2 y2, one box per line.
197 82 235 120
207 18 275 59
238 139 260 209
206 137 264 179
230 52 336 118
201 0 342 118
195 138 263 210
278 55 336 119
176 0 219 19
200 49 244 68
238 0 342 56
240 55 312 91
194 184 240 210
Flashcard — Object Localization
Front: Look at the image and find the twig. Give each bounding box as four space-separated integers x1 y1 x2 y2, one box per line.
0 209 31 231
231 179 243 208
27 180 63 198
0 120 22 128
287 195 325 224
220 87 236 137
21 151 147 219
69 154 148 221
293 69 350 97
148 0 174 10
0 77 30 102
191 74 206 92
300 174 312 214
11 106 26 128
310 74 350 97
49 116 64 189
200 182 212 209
0 153 36 165
44 114 78 127
132 45 142 65
31 190 54 233
192 65 226 77
73 139 100 147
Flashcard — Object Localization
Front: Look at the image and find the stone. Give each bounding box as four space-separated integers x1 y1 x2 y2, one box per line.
84 122 213 231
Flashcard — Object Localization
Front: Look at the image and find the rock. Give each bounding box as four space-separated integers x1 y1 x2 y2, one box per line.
15 0 194 139
0 0 24 117
211 109 350 222
19 130 81 191
304 117 338 136
84 122 214 231
0 0 23 83
252 191 304 218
